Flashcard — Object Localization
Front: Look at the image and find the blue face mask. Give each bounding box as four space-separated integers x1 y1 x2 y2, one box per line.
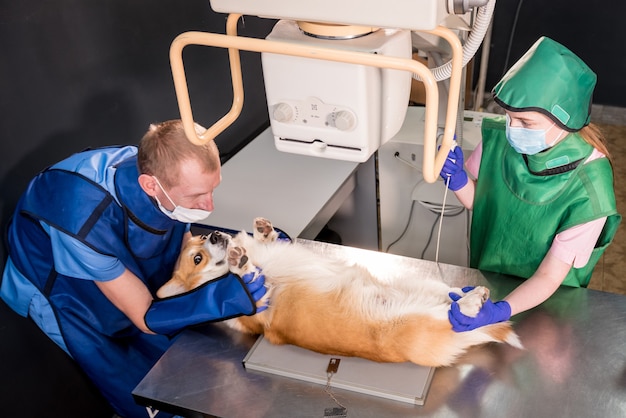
505 114 563 155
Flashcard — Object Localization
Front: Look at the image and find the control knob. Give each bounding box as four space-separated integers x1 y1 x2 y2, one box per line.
273 103 294 123
334 110 356 131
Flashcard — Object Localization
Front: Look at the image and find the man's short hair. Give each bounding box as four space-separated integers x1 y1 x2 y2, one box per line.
137 120 220 187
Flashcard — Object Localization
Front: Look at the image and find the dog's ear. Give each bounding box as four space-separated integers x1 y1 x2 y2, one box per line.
156 280 189 298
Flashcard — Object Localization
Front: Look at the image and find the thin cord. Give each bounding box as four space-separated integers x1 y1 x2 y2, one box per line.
420 205 465 259
388 150 464 256
501 0 525 77
387 186 464 254
394 151 421 171
420 212 442 259
385 200 417 252
385 152 420 253
435 176 452 263
325 372 347 413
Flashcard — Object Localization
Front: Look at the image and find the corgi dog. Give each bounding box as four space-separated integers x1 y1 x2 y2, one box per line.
157 218 521 367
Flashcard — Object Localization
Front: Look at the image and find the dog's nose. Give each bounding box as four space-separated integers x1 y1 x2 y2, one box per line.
209 231 221 245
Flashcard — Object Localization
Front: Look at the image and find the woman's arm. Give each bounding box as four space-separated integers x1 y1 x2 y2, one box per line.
504 251 572 316
448 251 572 332
453 179 476 210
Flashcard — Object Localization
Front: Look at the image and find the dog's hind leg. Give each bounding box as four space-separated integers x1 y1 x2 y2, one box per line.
456 286 490 317
253 217 279 243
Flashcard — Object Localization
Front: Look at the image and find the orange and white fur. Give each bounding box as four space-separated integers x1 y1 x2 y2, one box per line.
157 218 522 367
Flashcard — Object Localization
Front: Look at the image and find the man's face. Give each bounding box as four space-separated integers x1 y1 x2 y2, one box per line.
160 158 221 211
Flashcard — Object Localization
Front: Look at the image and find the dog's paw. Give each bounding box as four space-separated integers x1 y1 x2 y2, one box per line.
228 245 252 275
457 286 490 317
253 217 279 243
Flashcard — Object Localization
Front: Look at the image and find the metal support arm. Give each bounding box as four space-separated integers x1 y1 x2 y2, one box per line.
169 14 463 183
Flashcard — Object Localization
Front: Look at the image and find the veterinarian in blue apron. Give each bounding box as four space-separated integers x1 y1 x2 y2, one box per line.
440 37 621 331
1 120 267 418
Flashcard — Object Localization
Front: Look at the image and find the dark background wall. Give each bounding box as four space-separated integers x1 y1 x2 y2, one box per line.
0 1 276 261
2 1 625 264
0 4 275 413
484 0 626 107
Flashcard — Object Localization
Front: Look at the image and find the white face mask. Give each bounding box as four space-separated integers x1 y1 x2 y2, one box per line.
153 177 212 223
505 114 564 155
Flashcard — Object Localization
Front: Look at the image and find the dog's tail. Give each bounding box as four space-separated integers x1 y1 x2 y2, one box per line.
403 318 523 367
430 322 523 367
456 322 523 354
480 322 523 349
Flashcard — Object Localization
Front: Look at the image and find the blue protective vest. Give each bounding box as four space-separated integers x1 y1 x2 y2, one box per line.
6 147 185 418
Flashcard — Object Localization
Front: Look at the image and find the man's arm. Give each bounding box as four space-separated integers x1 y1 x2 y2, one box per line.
95 270 155 334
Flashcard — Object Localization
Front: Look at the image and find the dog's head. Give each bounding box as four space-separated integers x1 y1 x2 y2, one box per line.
156 231 232 298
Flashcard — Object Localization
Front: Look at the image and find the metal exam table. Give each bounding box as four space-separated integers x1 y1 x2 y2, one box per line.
133 239 626 418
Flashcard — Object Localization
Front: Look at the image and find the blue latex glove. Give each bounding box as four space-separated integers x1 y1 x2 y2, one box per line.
449 286 475 302
448 299 512 332
243 267 268 312
439 145 468 191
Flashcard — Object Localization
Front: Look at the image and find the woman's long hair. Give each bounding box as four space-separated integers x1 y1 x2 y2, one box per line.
580 123 612 165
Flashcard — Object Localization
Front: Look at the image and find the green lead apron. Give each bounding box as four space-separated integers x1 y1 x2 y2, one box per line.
471 117 621 287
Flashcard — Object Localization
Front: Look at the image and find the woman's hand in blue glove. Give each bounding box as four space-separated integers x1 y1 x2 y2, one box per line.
448 298 511 332
242 268 268 313
449 286 476 302
439 146 468 191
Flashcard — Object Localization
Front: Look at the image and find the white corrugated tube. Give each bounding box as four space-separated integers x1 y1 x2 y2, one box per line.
413 0 496 82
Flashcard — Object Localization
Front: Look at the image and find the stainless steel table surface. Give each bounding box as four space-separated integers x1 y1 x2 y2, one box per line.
133 240 626 417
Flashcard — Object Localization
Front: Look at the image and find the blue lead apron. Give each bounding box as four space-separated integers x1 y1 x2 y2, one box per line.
8 153 186 418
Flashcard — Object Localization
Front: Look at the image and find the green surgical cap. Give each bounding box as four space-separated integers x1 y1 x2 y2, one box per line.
492 36 596 131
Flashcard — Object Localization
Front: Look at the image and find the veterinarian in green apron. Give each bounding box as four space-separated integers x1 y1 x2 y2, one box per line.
1 120 268 418
440 36 621 331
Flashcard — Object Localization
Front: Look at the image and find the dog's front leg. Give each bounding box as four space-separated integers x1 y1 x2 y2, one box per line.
227 245 257 276
227 244 269 311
